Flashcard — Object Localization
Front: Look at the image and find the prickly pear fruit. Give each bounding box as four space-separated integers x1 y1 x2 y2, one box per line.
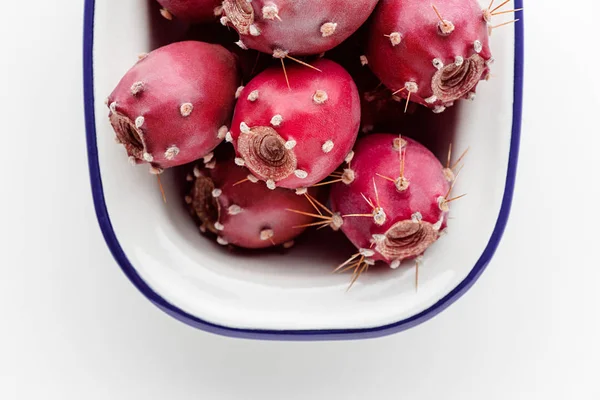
329 134 455 274
185 152 320 249
157 0 221 22
367 0 493 112
107 41 240 173
220 0 379 56
227 59 360 190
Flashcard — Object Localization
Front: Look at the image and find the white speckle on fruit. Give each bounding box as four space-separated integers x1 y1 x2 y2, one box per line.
387 32 402 46
249 24 261 36
359 248 375 257
218 126 228 139
203 152 214 163
235 86 245 99
373 208 386 226
270 114 283 127
260 229 274 241
272 48 289 59
130 81 145 95
165 146 180 160
294 169 308 179
322 140 334 153
160 8 173 20
228 205 243 215
405 81 418 93
180 103 193 117
248 90 259 101
412 212 423 222
262 4 279 20
235 157 246 166
313 90 328 104
345 151 354 164
240 122 251 134
205 160 216 169
320 22 337 37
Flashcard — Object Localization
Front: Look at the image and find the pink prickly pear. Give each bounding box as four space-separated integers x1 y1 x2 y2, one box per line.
106 41 240 173
156 0 222 22
219 0 379 56
228 59 361 190
329 134 462 284
185 151 321 249
366 0 494 112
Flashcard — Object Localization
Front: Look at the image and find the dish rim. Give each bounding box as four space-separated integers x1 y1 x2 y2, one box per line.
82 0 524 341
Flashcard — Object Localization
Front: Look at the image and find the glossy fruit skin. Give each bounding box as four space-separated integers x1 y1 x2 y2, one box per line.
221 0 379 56
229 59 360 190
330 134 450 264
186 152 320 249
367 0 493 111
107 41 240 171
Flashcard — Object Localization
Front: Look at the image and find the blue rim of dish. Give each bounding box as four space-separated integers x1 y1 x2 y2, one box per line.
83 0 524 341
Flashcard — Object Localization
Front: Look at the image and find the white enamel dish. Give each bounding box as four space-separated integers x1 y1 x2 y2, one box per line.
83 0 524 340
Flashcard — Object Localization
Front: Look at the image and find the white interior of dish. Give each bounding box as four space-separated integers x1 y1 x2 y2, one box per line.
92 0 515 331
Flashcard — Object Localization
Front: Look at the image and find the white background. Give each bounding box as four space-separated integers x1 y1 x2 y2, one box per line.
1 0 599 399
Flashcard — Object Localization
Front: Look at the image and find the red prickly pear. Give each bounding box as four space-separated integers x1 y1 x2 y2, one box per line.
106 41 240 173
220 0 379 56
329 134 456 278
157 0 222 22
228 59 361 190
367 0 494 111
185 152 320 249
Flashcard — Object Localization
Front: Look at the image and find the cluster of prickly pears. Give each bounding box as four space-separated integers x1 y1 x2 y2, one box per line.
105 0 520 287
